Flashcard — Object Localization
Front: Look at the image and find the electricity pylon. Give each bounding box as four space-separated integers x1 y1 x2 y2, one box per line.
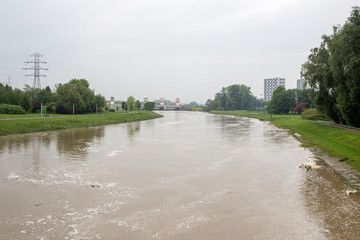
23 53 48 91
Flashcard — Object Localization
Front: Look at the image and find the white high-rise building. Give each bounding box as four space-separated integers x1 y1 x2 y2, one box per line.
264 77 286 102
297 78 308 90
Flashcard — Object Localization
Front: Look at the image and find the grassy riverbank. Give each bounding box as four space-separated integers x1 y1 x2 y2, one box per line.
211 110 360 172
0 111 163 136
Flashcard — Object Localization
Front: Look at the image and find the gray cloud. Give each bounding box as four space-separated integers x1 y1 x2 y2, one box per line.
0 0 358 103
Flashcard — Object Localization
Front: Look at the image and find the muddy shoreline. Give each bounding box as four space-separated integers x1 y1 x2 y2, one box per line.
293 132 360 190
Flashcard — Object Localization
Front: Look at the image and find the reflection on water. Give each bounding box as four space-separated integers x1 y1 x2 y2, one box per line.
127 121 140 141
56 127 105 161
0 112 359 240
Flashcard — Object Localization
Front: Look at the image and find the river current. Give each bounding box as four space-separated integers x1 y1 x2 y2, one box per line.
0 111 359 239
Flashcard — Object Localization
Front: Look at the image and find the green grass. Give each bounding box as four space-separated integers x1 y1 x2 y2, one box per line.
211 110 360 172
0 111 163 136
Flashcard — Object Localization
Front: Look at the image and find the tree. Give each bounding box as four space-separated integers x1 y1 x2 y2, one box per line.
135 100 141 110
296 89 313 108
32 100 42 113
56 79 99 114
214 84 253 110
36 86 57 105
302 7 360 127
267 86 296 114
0 84 9 104
207 84 257 111
144 102 155 111
126 96 135 112
204 99 212 111
294 102 307 114
215 87 228 109
20 92 32 112
121 101 127 111
189 101 199 107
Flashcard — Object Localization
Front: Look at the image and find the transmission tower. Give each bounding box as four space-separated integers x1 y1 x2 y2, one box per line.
23 53 48 90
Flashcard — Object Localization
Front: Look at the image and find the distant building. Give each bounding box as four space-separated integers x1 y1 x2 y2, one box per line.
264 77 286 102
110 97 115 109
297 78 308 90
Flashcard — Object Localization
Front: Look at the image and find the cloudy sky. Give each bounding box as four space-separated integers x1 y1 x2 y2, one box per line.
0 0 358 104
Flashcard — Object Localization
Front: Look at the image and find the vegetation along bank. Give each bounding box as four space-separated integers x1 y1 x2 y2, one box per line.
0 111 163 136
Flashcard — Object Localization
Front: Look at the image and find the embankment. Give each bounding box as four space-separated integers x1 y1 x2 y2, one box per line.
0 111 163 136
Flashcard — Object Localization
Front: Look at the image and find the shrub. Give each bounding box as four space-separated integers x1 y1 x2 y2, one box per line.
32 100 42 113
294 102 307 114
0 104 25 114
214 107 224 111
46 105 54 113
108 108 115 112
55 102 69 114
301 109 329 120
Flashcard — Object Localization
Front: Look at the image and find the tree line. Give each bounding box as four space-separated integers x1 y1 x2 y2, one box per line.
205 84 265 111
301 6 360 127
0 79 106 114
207 7 360 128
205 83 312 114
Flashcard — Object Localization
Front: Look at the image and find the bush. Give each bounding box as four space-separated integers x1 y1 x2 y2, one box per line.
46 105 54 113
55 102 69 114
32 100 42 113
108 108 115 112
294 102 307 114
301 109 329 120
214 107 224 111
0 104 25 114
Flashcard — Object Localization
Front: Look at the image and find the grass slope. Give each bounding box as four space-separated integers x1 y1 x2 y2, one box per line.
0 111 163 136
211 110 360 172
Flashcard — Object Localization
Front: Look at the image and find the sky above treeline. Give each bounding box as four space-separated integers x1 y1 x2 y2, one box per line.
0 0 358 104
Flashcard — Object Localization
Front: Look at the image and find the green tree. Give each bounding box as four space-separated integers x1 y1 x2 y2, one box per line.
302 7 360 126
144 102 155 111
94 94 106 112
267 87 296 114
296 89 313 107
126 96 135 112
20 92 32 112
209 99 222 110
215 87 228 109
135 100 141 110
56 79 99 114
36 86 57 105
189 101 199 107
121 101 127 111
214 84 252 110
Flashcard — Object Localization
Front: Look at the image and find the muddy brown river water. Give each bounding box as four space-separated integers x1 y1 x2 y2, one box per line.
0 111 359 240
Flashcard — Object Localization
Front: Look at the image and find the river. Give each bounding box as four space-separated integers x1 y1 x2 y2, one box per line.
0 111 359 240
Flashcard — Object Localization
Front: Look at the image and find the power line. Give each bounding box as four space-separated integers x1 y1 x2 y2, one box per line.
23 53 48 90
1 75 11 86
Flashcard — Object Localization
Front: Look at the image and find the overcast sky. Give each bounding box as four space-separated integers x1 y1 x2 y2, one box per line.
0 0 358 104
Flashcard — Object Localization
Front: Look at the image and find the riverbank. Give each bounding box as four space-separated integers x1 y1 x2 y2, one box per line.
211 111 360 177
0 111 163 136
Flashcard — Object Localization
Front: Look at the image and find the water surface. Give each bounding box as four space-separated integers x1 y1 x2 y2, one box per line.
0 112 359 239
